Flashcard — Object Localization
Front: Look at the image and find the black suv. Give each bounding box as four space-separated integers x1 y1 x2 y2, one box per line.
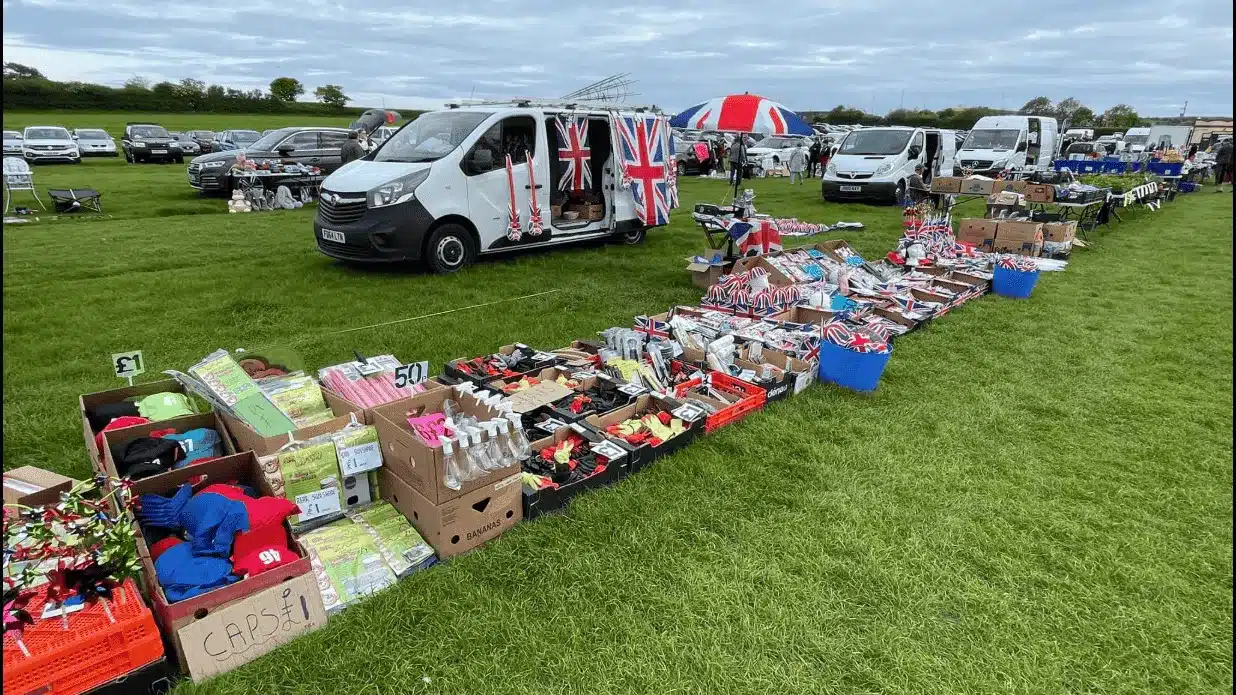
186 126 351 194
122 123 182 164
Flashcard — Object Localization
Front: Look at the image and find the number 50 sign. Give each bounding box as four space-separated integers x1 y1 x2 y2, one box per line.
393 361 429 389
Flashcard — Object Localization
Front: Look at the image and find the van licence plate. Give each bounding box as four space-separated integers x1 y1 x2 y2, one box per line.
840 185 862 192
151 149 166 154
320 229 346 243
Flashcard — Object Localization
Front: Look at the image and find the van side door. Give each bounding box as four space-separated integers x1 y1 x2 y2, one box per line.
462 114 540 250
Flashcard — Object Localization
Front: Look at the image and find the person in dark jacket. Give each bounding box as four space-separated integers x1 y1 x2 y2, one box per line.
728 135 747 185
808 139 821 178
340 131 366 165
1213 138 1233 192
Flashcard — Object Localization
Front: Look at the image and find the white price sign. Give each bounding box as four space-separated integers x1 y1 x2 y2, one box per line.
536 418 567 434
591 440 627 462
339 441 383 476
295 487 341 522
618 383 648 397
672 403 707 423
393 361 429 389
531 351 558 363
111 350 145 379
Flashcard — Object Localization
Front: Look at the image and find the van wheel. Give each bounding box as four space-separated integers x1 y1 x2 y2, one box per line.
620 227 646 245
425 224 474 273
894 180 906 204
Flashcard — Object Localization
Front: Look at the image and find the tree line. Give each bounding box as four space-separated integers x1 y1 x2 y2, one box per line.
801 97 1153 134
2 63 379 116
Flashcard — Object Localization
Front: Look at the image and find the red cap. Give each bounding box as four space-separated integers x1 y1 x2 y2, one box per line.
94 416 151 452
150 536 182 562
232 544 298 578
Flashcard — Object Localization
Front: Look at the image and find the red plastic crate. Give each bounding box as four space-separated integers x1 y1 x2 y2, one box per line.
3 579 164 695
672 366 766 434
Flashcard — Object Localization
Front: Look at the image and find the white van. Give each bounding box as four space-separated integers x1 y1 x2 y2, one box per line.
1063 127 1095 142
954 115 1059 174
315 101 674 272
821 126 955 203
1123 127 1152 154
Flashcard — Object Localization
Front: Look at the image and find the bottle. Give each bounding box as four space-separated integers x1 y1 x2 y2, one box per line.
441 437 463 490
441 398 460 423
506 417 532 459
463 429 488 477
484 422 508 468
455 434 483 481
468 427 495 472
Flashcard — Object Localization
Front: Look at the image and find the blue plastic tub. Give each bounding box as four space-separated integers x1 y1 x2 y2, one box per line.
992 265 1040 299
1054 159 1079 172
1078 160 1102 174
817 340 893 393
1101 161 1127 174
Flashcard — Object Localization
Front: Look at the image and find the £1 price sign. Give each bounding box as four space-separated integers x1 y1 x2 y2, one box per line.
111 350 145 383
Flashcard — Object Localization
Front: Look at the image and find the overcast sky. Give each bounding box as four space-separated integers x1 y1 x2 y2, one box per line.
3 0 1232 116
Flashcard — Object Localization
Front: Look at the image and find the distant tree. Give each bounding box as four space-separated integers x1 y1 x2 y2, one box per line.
1019 96 1053 116
269 77 304 102
2 62 44 79
1054 97 1083 122
1102 104 1142 129
1071 106 1096 126
314 84 349 108
124 75 150 90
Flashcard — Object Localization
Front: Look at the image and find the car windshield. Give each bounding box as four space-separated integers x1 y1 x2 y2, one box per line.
176 133 196 141
26 127 70 140
961 129 1020 151
77 129 109 139
231 131 261 145
757 137 797 149
4 131 21 140
838 129 912 155
191 131 214 138
374 111 492 163
130 126 169 138
1066 142 1095 154
247 128 298 151
1124 134 1149 145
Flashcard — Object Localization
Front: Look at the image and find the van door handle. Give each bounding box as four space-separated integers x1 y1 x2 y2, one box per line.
525 184 543 190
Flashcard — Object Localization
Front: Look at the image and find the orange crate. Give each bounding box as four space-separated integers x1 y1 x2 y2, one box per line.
671 366 766 434
3 579 164 695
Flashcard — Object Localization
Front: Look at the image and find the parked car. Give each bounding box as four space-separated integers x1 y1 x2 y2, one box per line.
172 132 201 156
672 139 713 175
187 126 351 194
370 126 398 146
21 126 80 164
122 123 181 163
186 130 215 152
211 130 262 152
745 135 808 170
72 128 118 157
3 130 23 156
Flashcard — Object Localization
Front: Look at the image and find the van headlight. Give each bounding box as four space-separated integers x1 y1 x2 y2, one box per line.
874 161 893 176
825 161 837 175
368 169 430 208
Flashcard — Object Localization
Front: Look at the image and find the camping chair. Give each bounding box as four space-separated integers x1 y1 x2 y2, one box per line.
48 188 103 214
3 157 45 214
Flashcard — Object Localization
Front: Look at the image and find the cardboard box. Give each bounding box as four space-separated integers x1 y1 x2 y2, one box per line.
583 394 698 474
767 305 836 330
520 422 629 519
379 466 521 558
101 412 238 484
80 379 194 474
1025 183 1055 203
220 404 354 459
956 219 998 251
320 378 448 426
960 177 995 195
443 344 561 385
3 465 78 507
372 389 512 506
810 239 860 265
991 221 1043 256
1043 220 1077 243
686 250 733 289
930 176 962 193
127 453 323 682
993 179 1028 194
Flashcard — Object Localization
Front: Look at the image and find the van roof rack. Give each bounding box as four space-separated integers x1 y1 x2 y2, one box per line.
446 98 661 113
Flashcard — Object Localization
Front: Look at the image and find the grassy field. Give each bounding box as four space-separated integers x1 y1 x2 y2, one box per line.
3 147 1232 695
2 111 353 138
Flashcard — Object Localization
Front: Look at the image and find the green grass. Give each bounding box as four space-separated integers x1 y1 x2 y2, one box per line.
3 111 353 138
3 157 1232 695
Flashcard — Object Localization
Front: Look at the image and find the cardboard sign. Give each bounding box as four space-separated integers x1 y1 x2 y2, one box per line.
507 380 573 414
393 361 429 389
177 574 327 682
112 350 145 379
295 487 342 522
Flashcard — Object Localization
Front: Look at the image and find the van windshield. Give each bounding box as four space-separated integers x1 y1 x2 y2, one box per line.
1125 134 1149 145
374 111 493 163
962 129 1020 151
838 130 912 155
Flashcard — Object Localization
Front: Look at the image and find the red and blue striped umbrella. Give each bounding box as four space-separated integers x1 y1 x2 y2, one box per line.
670 93 814 136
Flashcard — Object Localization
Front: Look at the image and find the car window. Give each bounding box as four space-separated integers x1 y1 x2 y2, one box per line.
279 131 320 151
911 132 925 150
318 131 348 149
463 115 537 174
26 127 70 139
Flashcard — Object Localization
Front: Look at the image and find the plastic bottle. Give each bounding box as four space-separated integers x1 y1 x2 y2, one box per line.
505 417 532 460
456 434 483 481
441 398 460 423
467 427 495 472
440 437 464 490
484 422 509 468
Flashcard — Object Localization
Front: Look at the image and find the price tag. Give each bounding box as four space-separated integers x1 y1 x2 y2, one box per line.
356 362 385 376
339 440 383 476
569 422 593 437
111 350 145 380
618 383 648 397
570 370 597 380
531 351 558 363
393 361 429 389
672 403 707 423
592 440 627 461
295 487 341 522
536 418 567 434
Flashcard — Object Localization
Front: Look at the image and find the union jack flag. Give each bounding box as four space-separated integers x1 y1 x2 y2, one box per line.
634 314 670 339
800 335 821 362
615 115 671 226
724 218 783 257
555 116 591 192
890 294 928 315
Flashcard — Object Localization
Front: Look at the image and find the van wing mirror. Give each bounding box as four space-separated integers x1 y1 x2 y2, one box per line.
1015 141 1027 153
908 145 922 158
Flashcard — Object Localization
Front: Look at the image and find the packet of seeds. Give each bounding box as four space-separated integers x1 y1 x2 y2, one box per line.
300 518 396 615
348 502 435 578
278 438 345 531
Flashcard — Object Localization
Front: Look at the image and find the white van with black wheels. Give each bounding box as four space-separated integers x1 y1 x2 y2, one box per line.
954 115 1059 174
314 100 675 273
821 126 954 204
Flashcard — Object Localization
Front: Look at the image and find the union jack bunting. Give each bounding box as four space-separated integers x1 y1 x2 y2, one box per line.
615 114 671 226
800 335 821 362
634 315 670 339
555 116 592 192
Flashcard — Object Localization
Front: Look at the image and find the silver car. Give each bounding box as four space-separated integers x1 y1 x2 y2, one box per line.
22 126 80 164
72 128 118 157
172 132 201 156
3 130 22 156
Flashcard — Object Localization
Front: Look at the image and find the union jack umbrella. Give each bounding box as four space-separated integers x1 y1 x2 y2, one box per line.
524 150 543 236
670 93 814 136
634 315 670 339
555 116 591 192
615 114 671 226
504 154 522 242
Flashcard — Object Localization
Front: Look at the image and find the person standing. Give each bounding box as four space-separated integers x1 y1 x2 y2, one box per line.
1213 138 1232 192
713 138 726 177
728 135 747 186
808 138 821 178
788 145 807 185
340 130 366 165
